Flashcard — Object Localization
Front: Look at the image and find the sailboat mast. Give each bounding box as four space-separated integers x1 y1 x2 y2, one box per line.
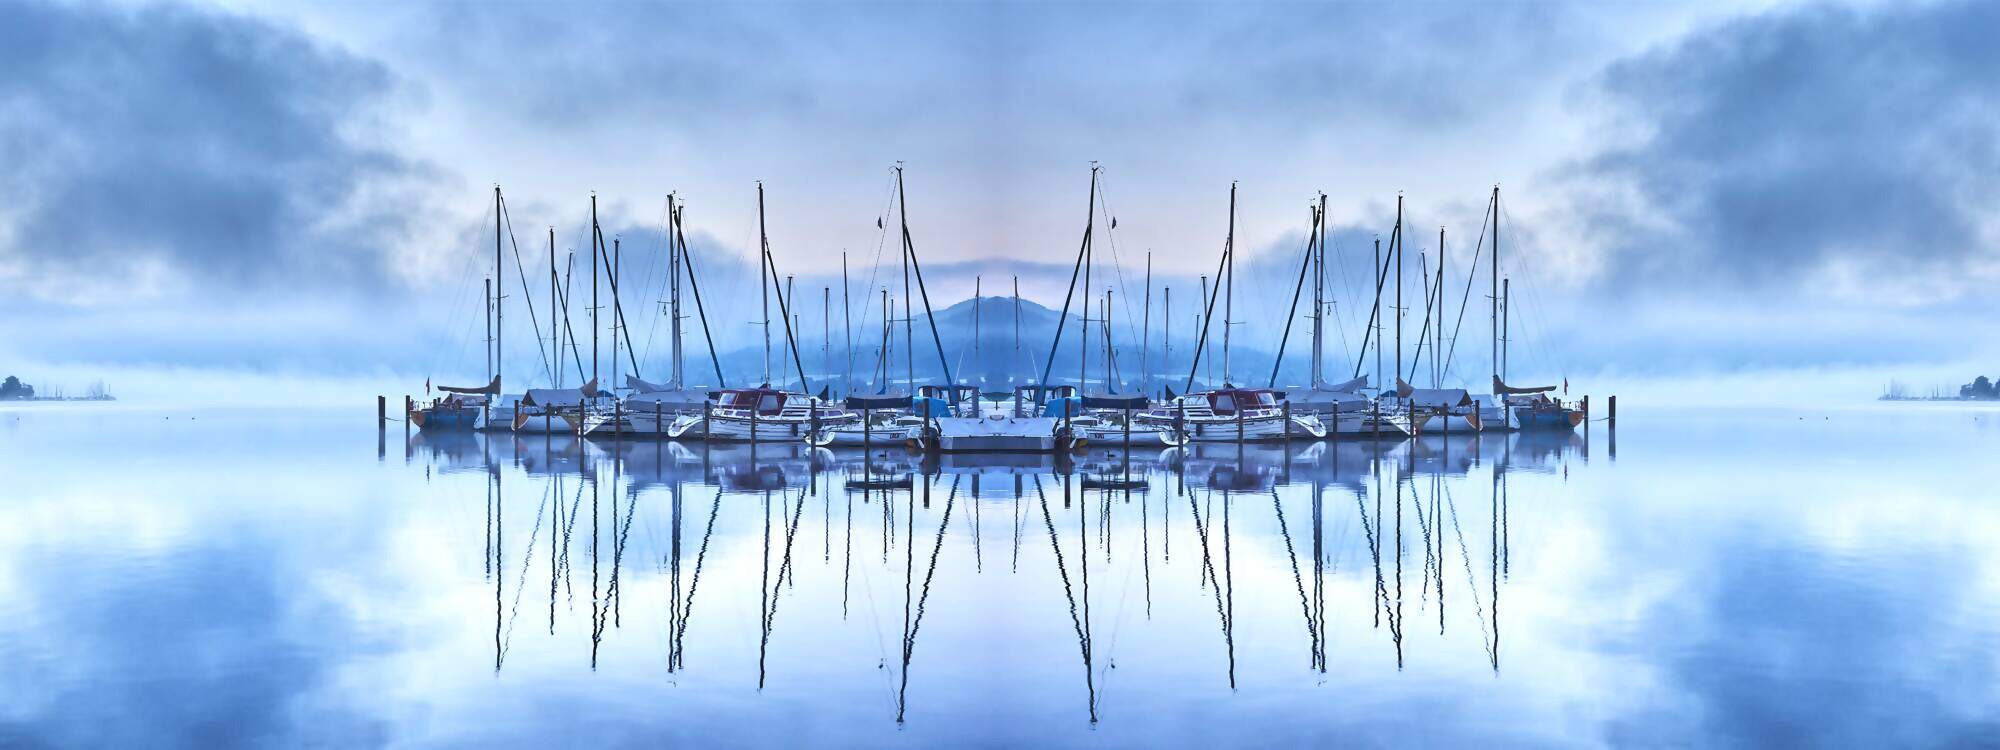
974 275 982 366
613 237 621 390
1438 225 1446 388
494 186 503 392
1141 253 1151 399
1163 286 1171 398
1103 289 1113 390
1081 183 1093 393
1491 185 1500 389
1223 182 1235 384
822 287 830 393
549 226 559 388
669 196 684 387
591 194 600 387
1502 278 1511 381
1393 195 1403 392
1311 197 1325 387
842 252 852 395
1038 166 1098 396
1373 237 1382 391
759 182 771 384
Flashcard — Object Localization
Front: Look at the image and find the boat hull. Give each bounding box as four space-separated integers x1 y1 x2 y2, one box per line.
1171 415 1326 442
932 416 1061 453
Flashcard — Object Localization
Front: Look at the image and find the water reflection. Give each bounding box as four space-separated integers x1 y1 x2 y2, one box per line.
442 430 1582 727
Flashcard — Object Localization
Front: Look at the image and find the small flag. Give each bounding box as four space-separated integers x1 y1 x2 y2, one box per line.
425 378 431 395
877 217 884 229
1563 378 1569 395
1110 217 1118 229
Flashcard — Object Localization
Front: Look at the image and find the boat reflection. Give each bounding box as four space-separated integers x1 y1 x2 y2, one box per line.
444 430 1580 724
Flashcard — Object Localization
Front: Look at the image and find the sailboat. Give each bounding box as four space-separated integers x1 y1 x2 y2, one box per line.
1474 186 1584 432
1272 193 1408 438
413 186 513 432
1135 181 1325 442
573 194 727 436
664 182 857 442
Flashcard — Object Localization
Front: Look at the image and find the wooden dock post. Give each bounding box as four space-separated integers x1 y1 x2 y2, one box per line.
403 395 412 439
377 395 386 428
1283 400 1292 440
1608 395 1617 429
1236 399 1246 443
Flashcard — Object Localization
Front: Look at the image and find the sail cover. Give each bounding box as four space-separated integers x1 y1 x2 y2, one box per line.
846 392 912 410
1323 375 1367 393
438 375 500 395
1395 379 1474 407
626 375 674 393
1082 393 1150 410
1493 376 1558 396
521 388 588 407
625 388 708 409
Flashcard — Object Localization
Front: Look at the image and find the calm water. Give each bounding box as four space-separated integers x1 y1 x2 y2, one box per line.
3 403 1999 747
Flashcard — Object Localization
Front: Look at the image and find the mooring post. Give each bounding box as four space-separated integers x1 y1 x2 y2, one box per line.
749 397 758 444
810 401 819 445
403 395 412 439
614 400 623 440
703 400 712 445
1608 395 1617 430
1236 399 1246 443
377 395 386 428
862 406 872 450
1283 400 1292 440
655 401 662 439
1177 400 1187 443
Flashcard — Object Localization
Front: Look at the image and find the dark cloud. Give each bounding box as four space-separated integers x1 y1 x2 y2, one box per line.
1576 0 2000 293
0 0 423 303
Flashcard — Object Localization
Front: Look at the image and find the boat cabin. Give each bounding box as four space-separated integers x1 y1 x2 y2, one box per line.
714 388 792 416
1205 388 1279 415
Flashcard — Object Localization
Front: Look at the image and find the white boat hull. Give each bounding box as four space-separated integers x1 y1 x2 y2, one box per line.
932 416 1061 453
1171 415 1326 442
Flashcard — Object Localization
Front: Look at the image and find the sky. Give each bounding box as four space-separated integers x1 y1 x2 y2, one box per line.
2 0 1997 404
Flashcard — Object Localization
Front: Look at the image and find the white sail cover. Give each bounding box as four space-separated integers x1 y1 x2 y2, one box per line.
625 388 709 409
1322 375 1367 393
626 375 673 393
1282 386 1370 413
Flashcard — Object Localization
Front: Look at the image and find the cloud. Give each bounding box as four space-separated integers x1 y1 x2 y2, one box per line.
1571 0 2000 300
0 0 428 306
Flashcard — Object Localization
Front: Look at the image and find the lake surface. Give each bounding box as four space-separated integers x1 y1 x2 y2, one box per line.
2 403 1998 748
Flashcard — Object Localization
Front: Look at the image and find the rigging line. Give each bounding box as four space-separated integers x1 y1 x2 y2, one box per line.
499 193 554 384
1039 167 1097 394
1090 174 1147 352
1269 207 1320 388
1183 224 1233 391
674 205 727 387
636 197 674 378
1325 230 1358 374
1439 200 1493 384
432 198 492 379
555 251 588 383
851 169 899 374
1497 200 1566 379
1350 225 1398 381
591 220 643 379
